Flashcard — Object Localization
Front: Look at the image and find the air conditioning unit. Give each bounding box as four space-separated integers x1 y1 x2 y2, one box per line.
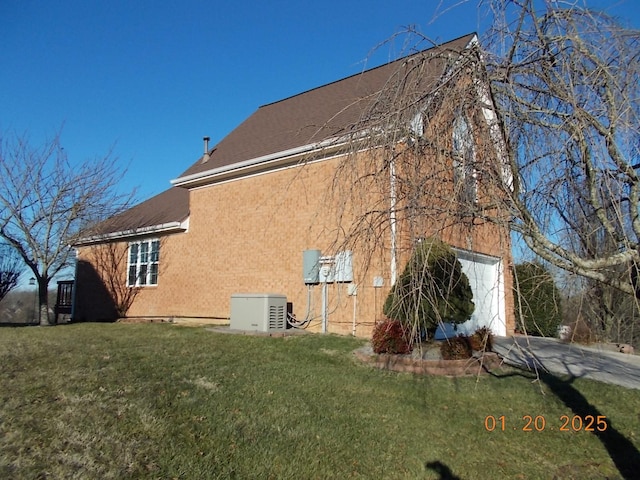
230 293 287 332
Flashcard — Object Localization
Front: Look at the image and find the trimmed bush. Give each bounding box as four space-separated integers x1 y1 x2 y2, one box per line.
440 336 473 360
514 262 563 337
383 238 474 338
371 318 412 354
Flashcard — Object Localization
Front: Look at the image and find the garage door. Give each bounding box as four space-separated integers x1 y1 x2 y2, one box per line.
435 249 506 339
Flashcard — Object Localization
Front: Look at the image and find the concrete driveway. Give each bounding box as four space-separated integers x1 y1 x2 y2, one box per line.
493 335 640 390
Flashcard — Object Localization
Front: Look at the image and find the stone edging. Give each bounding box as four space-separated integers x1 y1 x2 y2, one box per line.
354 349 503 376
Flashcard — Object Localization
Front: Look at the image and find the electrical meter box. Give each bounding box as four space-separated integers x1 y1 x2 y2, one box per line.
334 250 353 282
230 294 287 332
303 249 321 284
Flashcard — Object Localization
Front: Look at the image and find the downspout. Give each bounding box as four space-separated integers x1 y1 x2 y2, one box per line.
390 157 398 286
351 286 358 336
321 281 328 333
71 249 79 322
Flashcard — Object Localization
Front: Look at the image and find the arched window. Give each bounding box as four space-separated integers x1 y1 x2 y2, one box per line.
452 115 477 205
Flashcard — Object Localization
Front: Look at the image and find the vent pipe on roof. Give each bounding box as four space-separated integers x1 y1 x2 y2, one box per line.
202 136 210 164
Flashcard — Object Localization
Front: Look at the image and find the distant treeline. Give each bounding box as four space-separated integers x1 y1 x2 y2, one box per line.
0 289 56 325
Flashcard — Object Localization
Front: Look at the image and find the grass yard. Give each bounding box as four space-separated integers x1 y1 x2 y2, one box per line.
1 323 639 479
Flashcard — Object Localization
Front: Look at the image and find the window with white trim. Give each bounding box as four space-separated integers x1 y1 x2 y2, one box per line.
128 239 160 286
452 114 478 205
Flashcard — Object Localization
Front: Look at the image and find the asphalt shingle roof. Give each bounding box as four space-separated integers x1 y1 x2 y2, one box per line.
88 33 475 238
177 33 476 180
83 186 189 240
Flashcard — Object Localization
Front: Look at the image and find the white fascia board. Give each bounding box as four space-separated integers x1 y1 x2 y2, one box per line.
445 33 512 190
74 218 189 247
170 136 353 188
472 64 513 190
466 33 512 187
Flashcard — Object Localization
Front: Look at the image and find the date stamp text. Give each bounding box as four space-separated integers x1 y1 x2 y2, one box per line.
484 415 608 432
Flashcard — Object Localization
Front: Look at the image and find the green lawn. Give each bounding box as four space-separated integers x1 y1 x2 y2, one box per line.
1 323 638 479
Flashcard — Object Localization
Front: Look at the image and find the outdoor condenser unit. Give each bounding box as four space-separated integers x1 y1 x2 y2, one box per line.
229 293 287 332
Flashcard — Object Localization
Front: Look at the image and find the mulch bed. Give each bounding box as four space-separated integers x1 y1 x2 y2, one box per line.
354 345 503 376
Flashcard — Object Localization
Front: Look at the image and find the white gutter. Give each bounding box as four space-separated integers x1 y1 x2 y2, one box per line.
171 136 351 188
74 219 188 247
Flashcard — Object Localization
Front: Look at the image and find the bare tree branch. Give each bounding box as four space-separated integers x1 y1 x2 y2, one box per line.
483 0 640 295
0 243 21 303
0 130 134 325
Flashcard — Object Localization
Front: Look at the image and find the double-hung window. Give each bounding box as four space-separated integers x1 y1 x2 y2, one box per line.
452 115 478 205
128 239 160 286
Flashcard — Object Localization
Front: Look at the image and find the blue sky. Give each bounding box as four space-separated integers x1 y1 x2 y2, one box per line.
2 0 639 202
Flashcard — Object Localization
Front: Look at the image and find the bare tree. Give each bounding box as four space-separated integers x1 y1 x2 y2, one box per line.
0 131 133 325
0 243 21 303
557 172 634 340
483 0 640 296
308 0 639 341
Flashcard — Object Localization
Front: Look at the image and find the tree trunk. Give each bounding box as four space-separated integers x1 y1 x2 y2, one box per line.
38 278 52 326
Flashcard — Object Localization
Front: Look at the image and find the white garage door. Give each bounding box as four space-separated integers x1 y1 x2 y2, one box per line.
435 249 506 339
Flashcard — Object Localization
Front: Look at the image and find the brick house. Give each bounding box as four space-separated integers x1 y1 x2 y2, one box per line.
74 33 515 338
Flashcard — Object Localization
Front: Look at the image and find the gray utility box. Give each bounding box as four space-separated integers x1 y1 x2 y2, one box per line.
230 293 287 332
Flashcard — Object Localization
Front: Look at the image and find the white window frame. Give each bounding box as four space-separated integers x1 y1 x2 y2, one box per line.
127 239 160 287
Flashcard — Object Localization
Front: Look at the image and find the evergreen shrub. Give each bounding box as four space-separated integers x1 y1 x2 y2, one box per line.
514 262 563 337
383 238 474 338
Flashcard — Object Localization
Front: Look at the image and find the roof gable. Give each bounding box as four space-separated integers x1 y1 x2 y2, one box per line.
175 33 477 185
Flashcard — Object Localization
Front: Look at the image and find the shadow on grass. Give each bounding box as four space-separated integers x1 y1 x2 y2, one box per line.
541 372 639 479
490 367 640 479
0 322 39 327
425 460 462 479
